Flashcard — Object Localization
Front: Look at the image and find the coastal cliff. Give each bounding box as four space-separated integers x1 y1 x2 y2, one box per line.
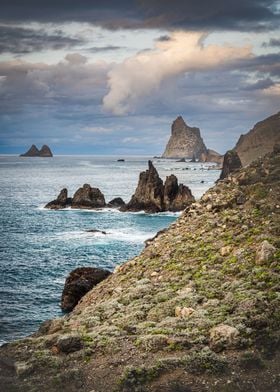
1 146 279 391
234 111 280 166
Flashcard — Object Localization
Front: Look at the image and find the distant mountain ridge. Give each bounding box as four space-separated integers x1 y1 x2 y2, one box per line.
20 144 53 157
234 111 280 166
162 116 223 163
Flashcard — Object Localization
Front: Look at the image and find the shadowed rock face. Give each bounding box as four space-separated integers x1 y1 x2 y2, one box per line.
107 197 126 208
220 150 242 180
20 144 53 157
235 111 280 166
122 161 194 212
45 188 72 209
71 184 106 209
162 116 207 159
61 267 111 312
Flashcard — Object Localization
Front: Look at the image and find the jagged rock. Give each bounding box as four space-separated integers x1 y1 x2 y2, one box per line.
163 174 194 211
45 188 72 209
61 267 111 311
20 144 53 157
71 184 106 209
122 161 164 213
162 116 207 159
39 145 53 157
256 240 276 264
219 150 242 180
235 111 280 166
122 161 194 213
200 149 224 165
107 197 126 208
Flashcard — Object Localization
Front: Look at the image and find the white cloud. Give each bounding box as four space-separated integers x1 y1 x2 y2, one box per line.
103 31 252 115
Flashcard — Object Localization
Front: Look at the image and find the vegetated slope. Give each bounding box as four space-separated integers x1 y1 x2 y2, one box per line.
1 148 280 392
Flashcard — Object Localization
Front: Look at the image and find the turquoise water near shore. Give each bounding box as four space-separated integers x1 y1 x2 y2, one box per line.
0 155 220 344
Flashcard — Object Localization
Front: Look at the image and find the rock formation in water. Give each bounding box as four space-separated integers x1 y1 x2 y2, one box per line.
219 150 242 180
61 267 111 312
200 148 224 165
45 188 72 209
122 160 194 212
162 116 207 159
234 111 280 166
2 146 279 392
71 184 106 209
20 144 53 157
107 197 126 208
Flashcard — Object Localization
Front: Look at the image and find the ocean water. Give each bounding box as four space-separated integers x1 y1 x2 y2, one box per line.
0 155 220 344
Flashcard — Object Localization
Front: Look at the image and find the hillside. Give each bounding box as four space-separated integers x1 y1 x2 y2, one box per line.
1 147 280 392
235 112 280 166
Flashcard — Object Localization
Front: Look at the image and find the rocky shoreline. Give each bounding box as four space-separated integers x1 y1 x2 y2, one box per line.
1 146 279 391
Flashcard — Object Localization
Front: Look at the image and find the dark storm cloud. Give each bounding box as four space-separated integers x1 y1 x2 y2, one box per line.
87 45 124 53
262 38 280 47
0 25 85 54
0 0 279 31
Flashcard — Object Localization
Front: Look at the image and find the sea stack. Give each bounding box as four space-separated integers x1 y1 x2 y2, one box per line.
122 160 194 212
20 144 53 157
234 111 280 166
219 150 242 180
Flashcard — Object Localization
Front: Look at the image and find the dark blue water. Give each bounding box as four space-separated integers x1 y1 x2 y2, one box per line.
0 155 219 344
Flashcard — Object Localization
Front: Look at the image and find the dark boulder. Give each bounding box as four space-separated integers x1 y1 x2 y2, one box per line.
61 267 111 312
164 175 194 211
107 197 126 208
71 184 106 209
45 188 72 209
219 150 242 180
56 335 83 354
122 161 194 213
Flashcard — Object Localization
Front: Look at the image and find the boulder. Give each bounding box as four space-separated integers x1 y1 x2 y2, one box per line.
61 267 111 311
219 150 242 180
45 188 72 209
256 240 276 264
107 197 126 208
56 335 83 354
209 324 239 352
71 184 106 209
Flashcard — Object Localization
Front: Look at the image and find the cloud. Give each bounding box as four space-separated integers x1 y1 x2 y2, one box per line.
0 0 279 31
87 45 124 53
0 24 84 54
262 38 280 47
103 31 252 115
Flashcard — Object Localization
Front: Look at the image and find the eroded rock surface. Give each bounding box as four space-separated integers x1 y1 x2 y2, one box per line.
219 150 242 180
45 188 72 209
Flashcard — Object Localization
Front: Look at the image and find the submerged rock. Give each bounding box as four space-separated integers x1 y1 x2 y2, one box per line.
219 150 242 180
71 184 106 209
45 188 72 209
122 161 194 212
86 229 107 235
61 267 111 311
107 197 126 208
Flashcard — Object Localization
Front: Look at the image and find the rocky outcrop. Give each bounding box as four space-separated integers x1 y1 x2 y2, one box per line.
234 111 280 166
1 147 279 392
20 144 53 157
219 150 242 180
162 116 207 159
45 188 72 209
71 184 106 209
122 161 194 212
200 149 224 165
107 197 126 208
61 267 111 312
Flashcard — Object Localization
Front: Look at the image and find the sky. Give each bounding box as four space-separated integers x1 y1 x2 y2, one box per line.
0 0 279 155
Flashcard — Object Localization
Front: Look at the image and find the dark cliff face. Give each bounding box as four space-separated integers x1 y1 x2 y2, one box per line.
20 144 53 157
219 150 242 180
234 111 280 166
122 160 194 212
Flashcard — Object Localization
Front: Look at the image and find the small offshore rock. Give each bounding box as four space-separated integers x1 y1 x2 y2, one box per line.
86 229 107 235
107 197 126 208
71 184 106 209
256 240 276 264
45 188 72 210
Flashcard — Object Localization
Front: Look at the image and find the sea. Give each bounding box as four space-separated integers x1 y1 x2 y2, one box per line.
0 155 220 345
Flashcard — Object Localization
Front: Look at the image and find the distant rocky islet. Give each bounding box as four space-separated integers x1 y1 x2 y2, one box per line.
20 144 53 157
